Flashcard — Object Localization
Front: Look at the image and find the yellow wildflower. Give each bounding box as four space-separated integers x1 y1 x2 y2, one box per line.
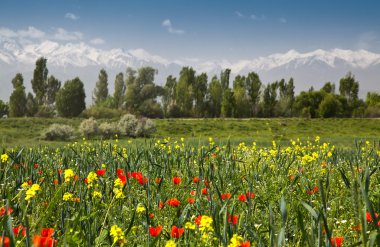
136 203 145 213
113 188 125 199
25 184 41 201
86 172 98 187
184 222 196 230
110 225 125 244
228 234 244 247
64 169 75 182
1 153 9 163
165 240 176 247
114 178 124 189
63 192 74 201
199 215 213 232
92 191 102 199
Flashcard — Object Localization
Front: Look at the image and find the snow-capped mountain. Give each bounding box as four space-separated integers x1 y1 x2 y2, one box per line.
1 37 380 104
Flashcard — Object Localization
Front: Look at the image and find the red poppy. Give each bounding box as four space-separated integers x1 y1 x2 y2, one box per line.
204 180 209 187
330 236 343 247
170 226 184 238
166 198 180 207
155 178 161 184
74 175 79 181
0 206 13 217
194 215 202 226
245 192 255 199
117 168 124 176
57 169 62 174
41 228 55 237
188 198 195 204
241 241 251 247
149 213 155 219
201 188 208 195
39 170 43 175
118 174 127 185
149 226 162 237
13 225 26 237
84 178 88 184
172 176 181 185
34 164 39 169
28 180 33 185
158 201 164 209
0 237 10 247
190 190 196 196
366 212 380 226
33 235 57 247
221 193 232 200
96 169 106 176
53 179 58 185
228 215 239 225
238 194 247 202
193 177 199 183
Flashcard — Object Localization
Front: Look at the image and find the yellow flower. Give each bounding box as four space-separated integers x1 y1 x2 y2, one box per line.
25 184 41 201
184 222 196 230
1 153 9 163
64 169 75 182
86 172 98 187
228 234 244 247
165 240 176 247
63 192 74 201
92 191 102 199
21 182 29 190
113 188 125 199
136 203 145 213
199 215 213 232
114 178 124 189
110 225 124 244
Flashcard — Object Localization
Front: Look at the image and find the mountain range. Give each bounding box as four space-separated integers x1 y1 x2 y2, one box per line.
1 37 380 104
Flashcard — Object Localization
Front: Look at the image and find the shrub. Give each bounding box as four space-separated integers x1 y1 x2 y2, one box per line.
81 106 124 119
35 105 55 118
79 117 98 138
99 122 119 138
118 114 138 137
42 124 75 141
135 118 156 137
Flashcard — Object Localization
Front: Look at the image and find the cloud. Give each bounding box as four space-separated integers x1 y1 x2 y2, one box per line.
235 11 245 18
54 28 83 41
90 38 105 45
65 13 79 20
279 18 287 23
0 26 45 39
162 19 185 34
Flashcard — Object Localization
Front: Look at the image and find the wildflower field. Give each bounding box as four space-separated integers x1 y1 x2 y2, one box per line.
0 137 379 246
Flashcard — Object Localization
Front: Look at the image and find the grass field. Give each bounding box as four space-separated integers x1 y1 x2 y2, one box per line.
1 118 380 148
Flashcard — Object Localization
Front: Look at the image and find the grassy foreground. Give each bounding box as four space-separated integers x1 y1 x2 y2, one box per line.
1 118 380 148
0 136 379 246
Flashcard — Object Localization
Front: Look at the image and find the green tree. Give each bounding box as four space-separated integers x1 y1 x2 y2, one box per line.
245 72 262 116
321 82 335 94
93 69 109 105
162 75 177 117
220 69 231 92
295 90 325 118
0 100 9 117
56 77 86 117
261 82 278 117
193 73 208 117
221 88 235 117
277 78 295 116
339 72 359 116
9 73 27 117
366 92 380 107
46 75 61 105
31 57 48 105
206 76 222 117
26 93 38 117
113 72 125 109
176 67 195 117
318 93 343 118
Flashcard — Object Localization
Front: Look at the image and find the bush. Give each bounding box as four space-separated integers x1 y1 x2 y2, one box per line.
79 117 98 138
99 122 119 138
135 118 156 137
81 106 124 119
42 124 75 141
118 114 138 137
35 105 55 118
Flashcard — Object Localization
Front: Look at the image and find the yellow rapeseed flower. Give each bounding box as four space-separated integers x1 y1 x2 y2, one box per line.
165 240 176 247
110 225 124 244
1 153 9 163
200 215 213 232
113 188 125 199
64 169 75 182
228 234 244 247
184 222 196 230
92 191 102 199
25 184 41 201
63 192 74 201
136 203 145 213
86 172 98 187
114 178 124 189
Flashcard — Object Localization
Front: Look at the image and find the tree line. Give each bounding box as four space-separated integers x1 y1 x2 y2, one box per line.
1 57 380 119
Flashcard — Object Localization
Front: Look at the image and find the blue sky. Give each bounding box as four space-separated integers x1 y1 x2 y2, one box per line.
1 0 380 60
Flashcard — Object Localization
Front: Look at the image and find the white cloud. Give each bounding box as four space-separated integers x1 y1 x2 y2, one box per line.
162 19 185 34
235 11 245 18
280 18 287 23
0 26 45 39
90 38 105 45
65 13 79 20
54 28 83 41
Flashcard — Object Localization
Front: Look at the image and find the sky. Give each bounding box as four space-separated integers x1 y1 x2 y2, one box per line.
1 0 380 61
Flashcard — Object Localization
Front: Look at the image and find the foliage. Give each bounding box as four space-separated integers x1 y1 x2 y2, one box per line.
79 117 98 138
0 100 8 117
56 77 86 117
26 93 38 117
9 73 27 117
134 117 156 137
31 57 48 105
0 137 379 246
118 113 139 137
99 122 120 138
42 123 75 140
81 106 124 119
93 69 109 105
113 72 126 109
